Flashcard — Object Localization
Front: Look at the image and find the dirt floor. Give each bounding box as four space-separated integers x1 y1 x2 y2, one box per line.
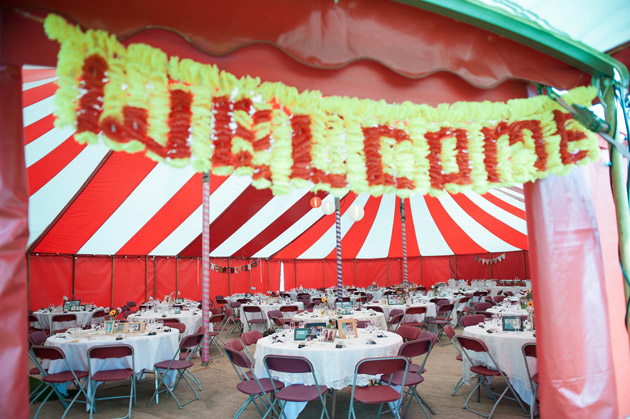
29 326 531 418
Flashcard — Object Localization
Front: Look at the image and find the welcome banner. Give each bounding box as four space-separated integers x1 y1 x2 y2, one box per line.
45 15 599 198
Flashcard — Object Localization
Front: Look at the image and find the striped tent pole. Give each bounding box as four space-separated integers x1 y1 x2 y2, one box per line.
400 198 408 286
201 173 211 365
335 197 343 298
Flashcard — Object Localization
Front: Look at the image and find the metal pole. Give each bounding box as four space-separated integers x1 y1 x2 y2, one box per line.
201 172 211 365
72 255 76 297
144 255 148 302
175 256 179 296
400 198 408 286
111 256 115 307
335 197 343 298
602 84 630 331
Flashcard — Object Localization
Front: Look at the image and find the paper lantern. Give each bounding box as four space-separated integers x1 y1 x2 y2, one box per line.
321 201 335 215
348 204 365 221
310 196 322 208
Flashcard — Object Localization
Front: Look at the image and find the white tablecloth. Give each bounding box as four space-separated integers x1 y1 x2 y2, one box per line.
292 310 388 331
240 303 304 333
34 310 98 332
462 325 536 405
127 310 203 337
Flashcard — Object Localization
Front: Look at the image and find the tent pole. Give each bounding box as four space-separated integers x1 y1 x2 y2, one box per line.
26 253 30 310
111 256 114 307
400 198 408 286
72 255 76 297
294 260 297 289
200 172 211 365
602 84 630 332
144 256 148 303
175 256 179 296
421 256 423 286
334 197 343 297
523 250 527 280
354 258 357 287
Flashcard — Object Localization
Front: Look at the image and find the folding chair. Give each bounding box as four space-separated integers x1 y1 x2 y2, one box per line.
444 325 465 396
241 330 263 362
396 326 421 342
348 356 409 419
381 338 435 419
267 310 286 332
87 344 135 419
91 310 107 325
522 342 539 419
226 347 283 418
50 313 78 335
402 306 427 330
388 310 404 331
148 332 204 409
27 331 49 404
226 301 244 335
424 303 455 345
460 314 486 328
263 355 329 419
280 305 300 317
31 346 89 419
366 305 384 314
242 305 267 332
456 335 527 418
206 313 226 359
28 314 43 332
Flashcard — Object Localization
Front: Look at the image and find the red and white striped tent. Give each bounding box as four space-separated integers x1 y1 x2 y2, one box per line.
23 65 529 307
2 1 630 418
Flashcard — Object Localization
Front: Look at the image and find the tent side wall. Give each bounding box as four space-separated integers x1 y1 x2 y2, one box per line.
26 251 528 309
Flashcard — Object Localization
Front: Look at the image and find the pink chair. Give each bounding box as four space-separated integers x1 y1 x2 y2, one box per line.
356 320 370 328
425 303 455 345
242 305 267 332
456 335 527 417
50 313 78 335
87 344 135 419
522 342 539 419
225 348 283 418
388 310 404 331
241 330 263 362
444 325 465 396
164 322 186 334
402 306 427 329
494 295 506 303
263 355 329 418
366 305 384 313
460 314 487 327
348 356 409 419
396 326 421 342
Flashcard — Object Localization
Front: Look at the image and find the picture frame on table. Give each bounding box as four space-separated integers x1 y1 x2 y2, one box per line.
174 306 181 314
104 320 116 334
323 328 336 342
174 297 184 304
63 300 81 311
338 318 358 339
69 304 85 312
116 323 127 333
502 315 523 332
335 301 353 315
387 295 403 305
125 322 146 333
294 328 309 341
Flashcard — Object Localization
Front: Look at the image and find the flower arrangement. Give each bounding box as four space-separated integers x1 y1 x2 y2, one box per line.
109 308 121 321
519 289 533 310
321 297 327 303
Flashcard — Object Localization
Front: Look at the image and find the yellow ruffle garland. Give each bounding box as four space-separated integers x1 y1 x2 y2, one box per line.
44 14 600 198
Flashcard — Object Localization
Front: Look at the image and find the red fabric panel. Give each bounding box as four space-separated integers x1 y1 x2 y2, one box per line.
29 255 73 310
524 250 530 279
389 200 403 258
327 195 380 259
209 257 229 298
34 152 157 254
491 251 525 279
147 257 156 300
27 136 86 195
386 258 403 286
177 257 201 301
323 260 338 289
229 259 251 294
424 196 487 254
294 260 323 290
525 169 618 418
155 257 177 300
589 163 630 413
235 192 323 257
23 113 55 145
263 260 279 292
21 68 57 83
356 260 388 287
22 80 57 107
3 3 587 94
74 257 112 307
112 256 147 307
400 199 421 258
0 64 29 419
406 258 422 285
118 174 202 255
266 260 282 293
343 260 355 288
481 192 526 219
451 194 528 249
454 254 491 279
421 256 450 287
250 259 269 293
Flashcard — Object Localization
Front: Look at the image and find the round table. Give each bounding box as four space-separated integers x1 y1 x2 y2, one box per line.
127 309 203 337
462 325 536 406
292 310 388 331
487 305 528 316
34 309 100 333
240 302 304 333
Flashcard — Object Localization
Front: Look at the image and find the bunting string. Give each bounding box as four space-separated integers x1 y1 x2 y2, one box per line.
475 253 506 265
211 260 259 274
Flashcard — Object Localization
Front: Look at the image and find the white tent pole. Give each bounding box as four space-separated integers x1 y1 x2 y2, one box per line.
335 197 343 298
400 198 408 286
201 172 211 365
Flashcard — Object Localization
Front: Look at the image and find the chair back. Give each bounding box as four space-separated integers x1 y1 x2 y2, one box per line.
339 297 351 302
165 322 186 334
226 338 245 352
216 298 228 307
366 305 384 313
126 301 137 308
494 295 506 303
396 326 420 341
473 302 492 311
229 301 241 309
241 330 263 346
398 338 433 359
161 317 181 324
312 298 323 305
443 325 456 340
405 306 427 316
28 330 47 347
181 332 204 351
356 320 370 328
88 344 133 359
355 356 408 377
280 305 298 313
389 308 404 318
237 298 252 304
437 303 455 316
210 313 225 324
418 331 438 346
389 313 404 327
523 342 537 359
226 347 253 369
243 305 262 313
32 345 65 361
456 335 490 353
460 314 486 327
504 291 514 297
264 355 314 374
267 310 283 320
209 307 222 315
52 313 77 323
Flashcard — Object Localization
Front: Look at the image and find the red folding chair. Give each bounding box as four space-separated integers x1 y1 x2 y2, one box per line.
263 355 329 419
522 342 539 419
388 309 404 331
424 303 455 345
460 314 486 328
225 347 283 418
402 306 427 329
456 335 527 418
242 305 267 332
27 331 49 404
148 332 204 409
241 330 263 362
87 344 135 419
50 313 78 335
444 325 465 396
348 356 409 419
31 346 89 419
396 325 421 342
